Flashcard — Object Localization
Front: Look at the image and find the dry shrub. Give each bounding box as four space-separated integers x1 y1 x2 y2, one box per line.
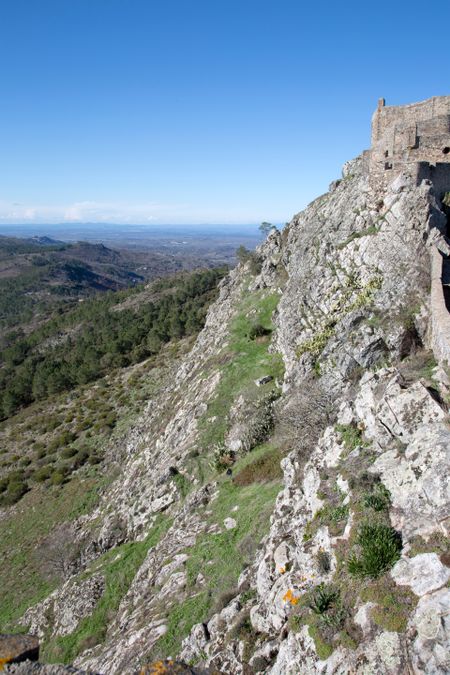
275 377 335 459
36 522 81 581
233 447 283 486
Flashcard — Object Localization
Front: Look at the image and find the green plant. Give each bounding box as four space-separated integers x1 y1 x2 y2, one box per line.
360 578 417 632
0 472 29 506
335 423 366 451
212 443 235 472
308 584 339 614
316 550 331 573
362 483 390 512
319 605 346 629
317 503 349 524
348 523 402 578
308 624 333 660
248 323 271 340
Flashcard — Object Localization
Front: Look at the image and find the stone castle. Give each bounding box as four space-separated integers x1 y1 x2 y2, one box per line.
365 95 450 195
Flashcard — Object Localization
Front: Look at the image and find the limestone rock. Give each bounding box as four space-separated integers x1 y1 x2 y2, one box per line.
410 589 450 673
23 575 105 639
391 553 450 596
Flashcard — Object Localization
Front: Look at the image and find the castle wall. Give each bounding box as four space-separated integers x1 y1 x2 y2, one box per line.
371 96 450 145
430 247 450 364
366 96 450 364
368 97 450 192
414 162 450 198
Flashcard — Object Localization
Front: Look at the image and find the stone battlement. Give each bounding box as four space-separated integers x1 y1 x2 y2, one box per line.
368 95 450 193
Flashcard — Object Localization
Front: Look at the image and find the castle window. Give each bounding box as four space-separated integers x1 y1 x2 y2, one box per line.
384 150 389 157
443 147 450 154
384 162 392 170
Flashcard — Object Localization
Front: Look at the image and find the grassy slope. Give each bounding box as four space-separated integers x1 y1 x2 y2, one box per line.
195 287 284 480
43 514 173 663
150 284 286 659
2 276 286 667
0 476 106 630
0 340 191 634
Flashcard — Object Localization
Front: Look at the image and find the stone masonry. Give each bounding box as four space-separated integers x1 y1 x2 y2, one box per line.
362 95 450 363
365 95 450 193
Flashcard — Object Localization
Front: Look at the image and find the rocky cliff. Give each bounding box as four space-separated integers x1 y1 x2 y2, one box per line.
9 152 450 674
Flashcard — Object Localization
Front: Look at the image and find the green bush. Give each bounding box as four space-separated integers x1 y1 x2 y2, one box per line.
49 470 67 486
33 466 53 482
61 447 78 459
363 483 391 512
0 471 29 506
308 584 339 615
67 449 90 471
348 523 402 578
248 323 271 340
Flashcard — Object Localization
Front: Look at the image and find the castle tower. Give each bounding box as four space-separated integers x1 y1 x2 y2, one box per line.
368 95 450 196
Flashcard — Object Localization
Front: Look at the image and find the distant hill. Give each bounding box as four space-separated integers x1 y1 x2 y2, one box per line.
0 236 218 331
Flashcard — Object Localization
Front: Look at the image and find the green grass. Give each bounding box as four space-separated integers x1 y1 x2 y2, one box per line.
0 476 107 631
43 514 172 663
197 290 283 457
336 226 379 250
335 423 367 451
360 579 417 632
348 522 402 578
151 475 281 659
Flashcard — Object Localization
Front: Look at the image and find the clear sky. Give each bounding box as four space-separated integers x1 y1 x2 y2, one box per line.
1 0 450 226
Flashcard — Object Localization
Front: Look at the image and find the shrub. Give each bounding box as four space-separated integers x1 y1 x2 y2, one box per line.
233 446 282 486
247 323 271 340
49 469 67 486
61 446 78 459
212 443 235 472
308 584 339 615
363 483 390 512
0 471 29 506
348 523 402 578
33 465 53 482
70 449 90 470
88 451 102 465
276 378 335 458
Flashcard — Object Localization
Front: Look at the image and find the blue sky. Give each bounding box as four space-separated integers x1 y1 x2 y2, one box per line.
1 0 450 226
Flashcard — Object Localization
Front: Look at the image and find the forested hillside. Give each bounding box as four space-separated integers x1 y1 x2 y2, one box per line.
0 235 216 331
0 266 227 510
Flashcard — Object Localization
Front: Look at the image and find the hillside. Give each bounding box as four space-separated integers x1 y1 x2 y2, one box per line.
2 112 450 672
0 235 218 333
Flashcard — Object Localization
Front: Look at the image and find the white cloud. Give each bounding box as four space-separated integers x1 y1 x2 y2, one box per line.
0 199 185 225
0 197 275 225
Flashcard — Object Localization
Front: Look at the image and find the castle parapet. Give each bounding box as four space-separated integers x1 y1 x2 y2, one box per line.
368 96 450 194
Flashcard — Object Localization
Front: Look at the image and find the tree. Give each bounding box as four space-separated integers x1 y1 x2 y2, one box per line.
259 222 276 237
